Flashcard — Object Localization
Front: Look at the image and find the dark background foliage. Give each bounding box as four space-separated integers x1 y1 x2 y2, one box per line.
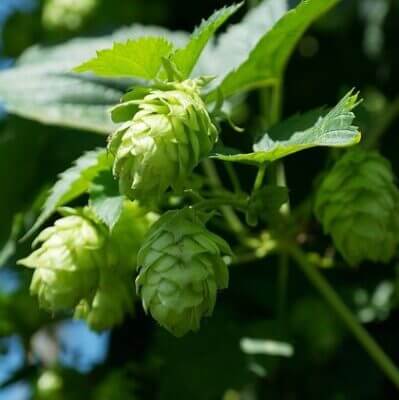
1 1 399 399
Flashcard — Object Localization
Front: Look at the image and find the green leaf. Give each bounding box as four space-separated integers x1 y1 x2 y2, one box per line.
0 214 23 267
213 91 361 165
172 3 243 79
196 0 287 86
89 170 124 230
74 37 175 79
209 0 339 99
0 25 188 133
24 148 111 239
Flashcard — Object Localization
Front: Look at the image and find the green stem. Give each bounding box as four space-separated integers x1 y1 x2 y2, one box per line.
277 253 289 329
192 197 247 211
267 78 291 330
253 163 266 192
224 162 242 193
202 159 246 234
288 244 399 390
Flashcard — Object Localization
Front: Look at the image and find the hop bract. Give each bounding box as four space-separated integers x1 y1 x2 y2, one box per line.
136 208 232 337
109 78 218 204
315 149 399 265
18 209 105 311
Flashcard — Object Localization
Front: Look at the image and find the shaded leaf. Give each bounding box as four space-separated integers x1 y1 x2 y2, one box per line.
25 148 111 239
89 170 124 230
0 25 188 133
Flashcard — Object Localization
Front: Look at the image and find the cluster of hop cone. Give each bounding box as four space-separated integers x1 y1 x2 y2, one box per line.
19 76 399 336
19 78 232 337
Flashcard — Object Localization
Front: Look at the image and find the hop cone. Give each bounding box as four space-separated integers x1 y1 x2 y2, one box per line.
19 202 154 330
109 78 218 203
315 149 399 265
74 202 154 330
107 201 155 273
74 266 133 331
136 209 231 336
18 209 104 311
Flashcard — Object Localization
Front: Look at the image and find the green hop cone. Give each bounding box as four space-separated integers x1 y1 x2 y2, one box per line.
74 201 155 330
19 202 155 331
74 267 133 331
107 201 156 273
109 78 218 203
315 149 399 265
18 209 105 311
136 208 232 337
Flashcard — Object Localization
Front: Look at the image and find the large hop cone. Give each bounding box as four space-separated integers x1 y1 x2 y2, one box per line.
18 209 105 311
136 209 232 336
109 78 218 203
315 149 399 265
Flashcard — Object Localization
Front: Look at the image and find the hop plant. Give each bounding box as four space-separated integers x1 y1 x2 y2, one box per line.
18 209 105 311
109 78 218 204
315 149 399 265
136 208 232 337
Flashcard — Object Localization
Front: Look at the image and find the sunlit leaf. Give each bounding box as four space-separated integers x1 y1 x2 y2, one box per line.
74 37 175 79
208 0 338 98
89 170 124 230
213 91 361 164
172 3 243 78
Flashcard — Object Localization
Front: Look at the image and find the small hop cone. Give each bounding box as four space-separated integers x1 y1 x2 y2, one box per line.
315 149 399 265
18 210 104 311
74 267 133 331
109 78 218 203
136 209 232 337
75 202 154 330
107 201 155 273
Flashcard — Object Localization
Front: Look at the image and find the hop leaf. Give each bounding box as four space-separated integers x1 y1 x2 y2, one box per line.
18 209 105 311
315 149 399 265
136 208 232 336
109 78 218 204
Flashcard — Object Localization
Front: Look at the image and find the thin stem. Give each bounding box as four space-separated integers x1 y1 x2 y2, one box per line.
202 159 246 234
277 253 289 329
288 244 399 390
253 163 266 192
192 197 247 211
224 162 242 193
276 161 290 215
